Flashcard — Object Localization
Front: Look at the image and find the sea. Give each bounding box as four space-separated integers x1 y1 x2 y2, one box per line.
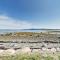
0 29 60 34
0 29 45 34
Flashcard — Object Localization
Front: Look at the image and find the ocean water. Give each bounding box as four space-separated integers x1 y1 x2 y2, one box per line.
0 29 47 34
0 29 60 34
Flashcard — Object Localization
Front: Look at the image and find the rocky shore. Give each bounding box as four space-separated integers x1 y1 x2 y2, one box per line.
0 32 60 50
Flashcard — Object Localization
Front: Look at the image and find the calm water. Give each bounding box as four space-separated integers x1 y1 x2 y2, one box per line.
0 29 60 34
0 29 46 34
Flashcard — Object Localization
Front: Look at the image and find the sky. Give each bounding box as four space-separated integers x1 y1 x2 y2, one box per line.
0 0 60 29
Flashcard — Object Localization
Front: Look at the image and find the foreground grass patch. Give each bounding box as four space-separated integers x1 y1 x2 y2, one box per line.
0 52 60 60
44 56 54 60
0 53 41 60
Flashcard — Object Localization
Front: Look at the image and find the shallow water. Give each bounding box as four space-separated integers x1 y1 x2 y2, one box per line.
0 29 60 34
0 29 47 34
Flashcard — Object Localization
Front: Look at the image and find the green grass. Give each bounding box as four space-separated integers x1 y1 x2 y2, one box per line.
44 56 54 60
0 53 41 60
58 56 60 60
0 52 60 60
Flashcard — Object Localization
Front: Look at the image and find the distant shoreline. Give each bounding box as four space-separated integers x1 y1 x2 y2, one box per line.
0 29 60 34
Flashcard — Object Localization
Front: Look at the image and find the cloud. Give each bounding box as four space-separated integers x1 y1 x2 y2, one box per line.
0 15 32 29
0 15 60 29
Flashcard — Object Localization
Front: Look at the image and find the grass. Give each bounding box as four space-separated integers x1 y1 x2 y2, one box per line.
0 52 60 60
0 53 41 60
44 56 54 60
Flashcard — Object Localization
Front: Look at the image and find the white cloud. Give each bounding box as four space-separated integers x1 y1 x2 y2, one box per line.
0 15 32 29
0 15 60 29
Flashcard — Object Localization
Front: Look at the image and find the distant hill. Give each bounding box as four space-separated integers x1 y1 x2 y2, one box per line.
23 28 60 31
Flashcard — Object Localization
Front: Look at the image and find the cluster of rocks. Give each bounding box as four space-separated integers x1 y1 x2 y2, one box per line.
0 47 60 56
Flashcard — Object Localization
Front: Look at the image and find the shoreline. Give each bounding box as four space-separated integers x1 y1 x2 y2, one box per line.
0 32 59 50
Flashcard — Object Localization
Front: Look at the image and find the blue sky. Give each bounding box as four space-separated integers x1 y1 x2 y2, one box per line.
0 0 60 29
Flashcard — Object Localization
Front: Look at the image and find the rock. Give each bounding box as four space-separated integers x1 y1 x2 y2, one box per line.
21 47 31 53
